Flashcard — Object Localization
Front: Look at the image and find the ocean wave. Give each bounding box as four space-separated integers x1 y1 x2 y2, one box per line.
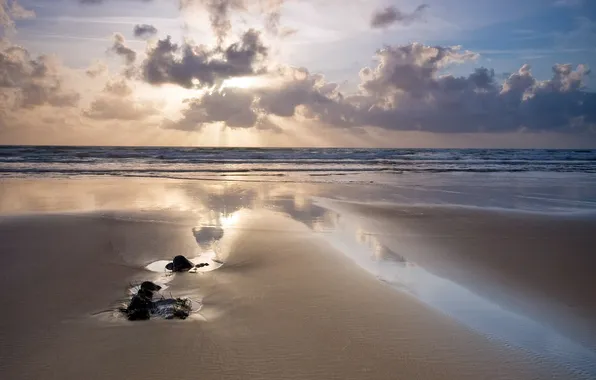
1 146 595 178
1 166 595 179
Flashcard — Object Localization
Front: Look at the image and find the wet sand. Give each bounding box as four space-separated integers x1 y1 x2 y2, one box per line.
0 178 593 379
326 201 596 348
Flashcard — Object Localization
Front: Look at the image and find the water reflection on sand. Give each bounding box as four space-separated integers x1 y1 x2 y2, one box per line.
295 201 596 377
1 178 596 376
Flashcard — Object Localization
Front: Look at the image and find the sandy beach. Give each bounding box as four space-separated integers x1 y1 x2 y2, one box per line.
0 178 594 380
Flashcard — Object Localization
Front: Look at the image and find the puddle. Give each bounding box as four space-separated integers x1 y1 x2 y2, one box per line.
145 250 224 274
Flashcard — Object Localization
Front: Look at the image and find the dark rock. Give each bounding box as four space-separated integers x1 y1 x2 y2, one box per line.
166 255 195 272
125 294 151 320
119 280 192 321
122 281 160 321
140 281 162 292
125 304 151 321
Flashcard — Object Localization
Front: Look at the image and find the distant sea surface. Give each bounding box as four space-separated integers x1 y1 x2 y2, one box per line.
1 146 596 181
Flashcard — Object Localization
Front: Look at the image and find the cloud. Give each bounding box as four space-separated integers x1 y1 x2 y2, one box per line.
142 28 267 88
80 0 286 40
163 85 282 132
165 42 595 135
84 78 161 120
133 24 158 39
85 61 108 78
355 56 594 133
358 43 479 98
179 0 246 46
1 0 35 33
370 4 429 29
164 87 257 130
0 43 80 110
166 66 344 131
109 33 136 65
260 0 285 35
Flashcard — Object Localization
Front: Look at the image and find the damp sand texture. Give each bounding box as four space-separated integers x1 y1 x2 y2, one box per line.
0 208 579 380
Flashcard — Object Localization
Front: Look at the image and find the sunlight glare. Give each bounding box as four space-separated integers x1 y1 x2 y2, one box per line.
220 212 240 228
221 76 265 90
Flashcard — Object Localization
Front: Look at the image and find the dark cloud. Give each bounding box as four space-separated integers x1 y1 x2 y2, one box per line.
165 67 343 131
133 24 158 39
352 48 595 133
257 67 340 117
164 87 257 130
0 43 79 109
370 4 429 29
142 28 267 88
163 86 282 132
165 42 595 135
109 33 136 65
358 44 478 98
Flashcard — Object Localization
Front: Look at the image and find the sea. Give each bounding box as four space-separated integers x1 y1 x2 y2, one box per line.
1 146 596 179
2 146 596 214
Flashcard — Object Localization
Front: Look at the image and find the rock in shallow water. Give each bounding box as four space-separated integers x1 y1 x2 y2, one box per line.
119 281 192 321
165 255 195 272
165 255 210 272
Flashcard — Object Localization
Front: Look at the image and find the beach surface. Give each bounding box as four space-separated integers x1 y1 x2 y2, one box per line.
0 177 595 380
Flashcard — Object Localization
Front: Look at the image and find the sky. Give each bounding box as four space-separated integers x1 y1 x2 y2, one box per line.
0 0 595 147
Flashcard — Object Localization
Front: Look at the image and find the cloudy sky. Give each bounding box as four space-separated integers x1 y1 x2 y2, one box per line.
1 0 595 147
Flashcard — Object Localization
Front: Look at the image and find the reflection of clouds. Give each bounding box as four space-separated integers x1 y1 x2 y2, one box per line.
310 213 337 232
0 179 202 214
192 226 224 249
0 178 403 268
269 197 330 230
293 193 308 211
355 227 368 245
0 179 265 216
352 225 407 264
277 197 410 266
375 244 407 264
